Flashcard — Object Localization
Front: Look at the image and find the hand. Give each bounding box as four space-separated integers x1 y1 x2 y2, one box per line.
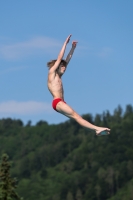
72 41 78 48
66 34 72 44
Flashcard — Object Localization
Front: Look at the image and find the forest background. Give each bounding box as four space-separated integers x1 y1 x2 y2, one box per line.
0 104 133 200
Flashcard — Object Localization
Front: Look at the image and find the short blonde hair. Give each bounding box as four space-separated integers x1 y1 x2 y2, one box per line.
47 59 67 68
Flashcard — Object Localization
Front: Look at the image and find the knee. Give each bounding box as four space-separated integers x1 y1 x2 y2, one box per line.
71 111 81 120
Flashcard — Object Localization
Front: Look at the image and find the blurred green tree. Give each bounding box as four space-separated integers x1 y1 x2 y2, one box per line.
0 153 22 200
66 191 74 200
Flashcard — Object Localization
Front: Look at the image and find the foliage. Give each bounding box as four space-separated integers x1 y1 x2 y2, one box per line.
0 104 133 200
0 153 22 200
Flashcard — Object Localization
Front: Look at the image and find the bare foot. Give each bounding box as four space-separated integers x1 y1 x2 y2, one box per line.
96 127 110 136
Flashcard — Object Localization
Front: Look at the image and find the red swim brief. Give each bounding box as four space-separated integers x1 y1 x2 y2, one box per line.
52 98 66 112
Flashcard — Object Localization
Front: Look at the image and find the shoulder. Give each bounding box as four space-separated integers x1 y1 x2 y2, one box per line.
48 67 56 74
48 69 57 81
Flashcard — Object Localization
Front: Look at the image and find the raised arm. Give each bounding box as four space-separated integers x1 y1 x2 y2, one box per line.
49 35 71 73
65 41 78 66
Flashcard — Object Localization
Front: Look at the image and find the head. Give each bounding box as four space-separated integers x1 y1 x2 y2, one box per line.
57 60 67 76
47 59 67 76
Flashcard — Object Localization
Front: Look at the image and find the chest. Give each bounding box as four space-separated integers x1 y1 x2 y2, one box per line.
54 76 62 86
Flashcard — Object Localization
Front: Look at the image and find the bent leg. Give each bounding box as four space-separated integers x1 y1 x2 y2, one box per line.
56 101 110 135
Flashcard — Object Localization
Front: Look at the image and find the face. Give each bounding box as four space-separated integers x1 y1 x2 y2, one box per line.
58 63 66 75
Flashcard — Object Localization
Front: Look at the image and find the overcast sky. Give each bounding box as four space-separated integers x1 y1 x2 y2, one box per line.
0 0 133 125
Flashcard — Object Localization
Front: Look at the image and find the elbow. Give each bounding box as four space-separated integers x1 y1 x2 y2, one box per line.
57 56 62 62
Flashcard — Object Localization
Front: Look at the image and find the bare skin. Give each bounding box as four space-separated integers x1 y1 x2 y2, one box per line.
47 35 110 135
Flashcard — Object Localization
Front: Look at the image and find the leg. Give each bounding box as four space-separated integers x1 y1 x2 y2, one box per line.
56 101 110 135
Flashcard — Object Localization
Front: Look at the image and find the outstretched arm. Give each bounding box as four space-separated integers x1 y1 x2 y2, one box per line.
49 35 71 73
65 41 78 66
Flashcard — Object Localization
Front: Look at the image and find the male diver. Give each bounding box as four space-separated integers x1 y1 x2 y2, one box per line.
47 35 110 136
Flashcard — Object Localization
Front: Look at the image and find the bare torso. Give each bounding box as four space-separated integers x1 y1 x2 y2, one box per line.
47 72 64 100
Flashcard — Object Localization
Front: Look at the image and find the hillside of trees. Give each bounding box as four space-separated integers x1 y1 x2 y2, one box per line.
0 104 133 200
